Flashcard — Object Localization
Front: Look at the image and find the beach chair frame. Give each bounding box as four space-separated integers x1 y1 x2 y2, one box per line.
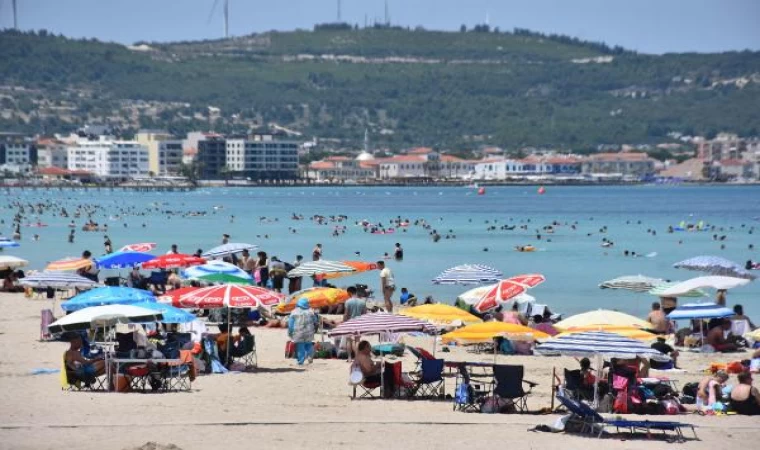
412 359 445 399
492 364 537 413
452 364 491 412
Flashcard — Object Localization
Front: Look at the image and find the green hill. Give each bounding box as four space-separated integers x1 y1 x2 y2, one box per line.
1 28 758 149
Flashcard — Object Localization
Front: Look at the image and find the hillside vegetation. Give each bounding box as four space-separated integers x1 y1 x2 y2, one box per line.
0 27 758 149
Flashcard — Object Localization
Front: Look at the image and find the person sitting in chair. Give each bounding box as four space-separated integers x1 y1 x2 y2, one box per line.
230 327 254 357
707 319 739 352
65 334 105 383
355 340 394 397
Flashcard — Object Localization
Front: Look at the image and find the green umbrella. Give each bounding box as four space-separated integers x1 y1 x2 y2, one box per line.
197 273 253 285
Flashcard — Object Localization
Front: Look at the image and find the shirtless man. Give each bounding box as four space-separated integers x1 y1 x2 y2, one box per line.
64 335 105 383
646 302 669 334
707 319 738 352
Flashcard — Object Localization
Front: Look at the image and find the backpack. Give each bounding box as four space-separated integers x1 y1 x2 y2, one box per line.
682 382 699 398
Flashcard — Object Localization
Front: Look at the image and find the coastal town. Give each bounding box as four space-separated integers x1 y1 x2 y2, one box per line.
1 126 760 186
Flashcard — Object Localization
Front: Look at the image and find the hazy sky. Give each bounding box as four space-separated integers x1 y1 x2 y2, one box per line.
2 0 759 54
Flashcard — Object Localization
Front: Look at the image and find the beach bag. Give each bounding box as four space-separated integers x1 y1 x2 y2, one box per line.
455 382 471 406
285 341 295 358
349 361 364 385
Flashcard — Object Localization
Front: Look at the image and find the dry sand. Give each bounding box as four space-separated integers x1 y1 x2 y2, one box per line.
0 292 758 450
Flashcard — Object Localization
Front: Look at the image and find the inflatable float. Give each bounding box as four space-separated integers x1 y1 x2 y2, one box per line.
515 245 536 252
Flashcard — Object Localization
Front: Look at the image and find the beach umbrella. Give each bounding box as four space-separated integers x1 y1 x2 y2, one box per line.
657 276 751 297
182 260 252 283
400 304 483 326
45 257 92 271
556 325 657 341
119 242 157 252
201 242 258 259
141 254 206 270
666 303 734 320
156 286 198 304
323 261 379 279
441 322 547 343
554 309 650 331
0 240 20 248
0 255 28 270
475 274 545 313
674 255 756 280
61 286 155 312
598 275 665 292
131 301 195 324
649 282 708 298
456 284 536 306
432 264 503 285
328 313 438 337
287 260 355 278
18 270 97 289
277 287 350 313
95 251 156 269
48 304 163 333
166 284 283 309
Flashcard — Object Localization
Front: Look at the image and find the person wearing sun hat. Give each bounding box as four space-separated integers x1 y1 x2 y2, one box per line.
288 298 319 365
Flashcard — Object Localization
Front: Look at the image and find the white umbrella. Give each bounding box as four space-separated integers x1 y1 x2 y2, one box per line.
202 243 258 259
432 264 503 285
649 282 707 298
658 276 750 297
287 260 355 278
18 270 97 289
47 304 163 333
674 256 756 280
0 255 29 270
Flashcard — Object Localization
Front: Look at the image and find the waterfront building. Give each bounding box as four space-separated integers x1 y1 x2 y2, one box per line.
135 129 174 175
66 137 149 178
581 152 656 177
0 135 37 174
35 138 68 169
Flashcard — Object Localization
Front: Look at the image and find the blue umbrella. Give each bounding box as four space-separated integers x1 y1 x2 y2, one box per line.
432 264 503 285
61 287 155 312
132 301 195 324
666 303 734 320
673 255 756 280
0 239 20 248
95 251 156 269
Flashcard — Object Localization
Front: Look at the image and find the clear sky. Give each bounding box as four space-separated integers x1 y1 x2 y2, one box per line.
2 0 759 54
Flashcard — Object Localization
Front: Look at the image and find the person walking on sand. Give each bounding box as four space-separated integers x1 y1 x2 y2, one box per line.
377 260 395 313
288 298 319 365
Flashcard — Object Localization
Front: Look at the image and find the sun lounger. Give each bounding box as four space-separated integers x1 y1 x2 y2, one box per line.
556 394 698 442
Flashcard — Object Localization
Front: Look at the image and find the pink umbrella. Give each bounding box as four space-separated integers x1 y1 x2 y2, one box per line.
475 273 546 313
170 284 283 309
120 242 157 252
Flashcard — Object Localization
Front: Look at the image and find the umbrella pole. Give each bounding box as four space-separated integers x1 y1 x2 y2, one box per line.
593 354 602 409
226 308 231 367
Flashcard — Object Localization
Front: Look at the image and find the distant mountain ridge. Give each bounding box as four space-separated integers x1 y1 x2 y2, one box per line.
0 28 758 149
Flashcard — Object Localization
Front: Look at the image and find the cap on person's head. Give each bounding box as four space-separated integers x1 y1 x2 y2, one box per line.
715 370 729 382
297 298 310 309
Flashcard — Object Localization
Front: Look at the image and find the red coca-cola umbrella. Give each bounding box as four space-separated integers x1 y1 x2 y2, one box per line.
141 254 206 270
475 273 546 313
167 284 284 309
120 242 157 253
156 286 199 304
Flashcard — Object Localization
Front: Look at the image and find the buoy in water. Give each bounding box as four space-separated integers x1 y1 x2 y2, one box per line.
537 186 546 195
477 187 486 195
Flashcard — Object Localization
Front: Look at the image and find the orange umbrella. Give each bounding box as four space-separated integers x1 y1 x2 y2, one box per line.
277 287 350 313
46 257 92 271
322 261 379 279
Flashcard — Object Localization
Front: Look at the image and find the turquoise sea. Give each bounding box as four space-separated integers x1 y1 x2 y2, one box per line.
3 185 760 321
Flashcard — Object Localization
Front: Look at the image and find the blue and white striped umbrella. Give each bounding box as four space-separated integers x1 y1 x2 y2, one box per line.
667 303 734 320
674 255 756 280
287 260 355 278
61 287 155 312
182 260 253 281
201 243 258 259
535 331 669 361
432 264 504 285
18 270 97 289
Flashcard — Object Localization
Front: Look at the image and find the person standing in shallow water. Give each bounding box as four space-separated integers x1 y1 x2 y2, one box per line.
393 243 404 260
312 243 322 261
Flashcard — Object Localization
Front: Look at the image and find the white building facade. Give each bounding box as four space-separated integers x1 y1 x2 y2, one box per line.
67 139 150 178
473 159 526 180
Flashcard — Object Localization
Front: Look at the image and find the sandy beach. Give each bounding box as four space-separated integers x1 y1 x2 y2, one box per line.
0 292 758 450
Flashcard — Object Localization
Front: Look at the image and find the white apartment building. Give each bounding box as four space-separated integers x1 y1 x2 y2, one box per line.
473 159 526 180
0 142 37 174
158 140 183 175
36 139 69 169
67 138 149 178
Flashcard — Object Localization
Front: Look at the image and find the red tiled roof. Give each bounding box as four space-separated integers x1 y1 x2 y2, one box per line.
440 155 464 162
408 147 434 155
69 170 93 176
309 162 335 170
183 147 197 156
378 155 426 164
720 159 750 166
588 152 652 162
325 156 351 162
38 167 69 175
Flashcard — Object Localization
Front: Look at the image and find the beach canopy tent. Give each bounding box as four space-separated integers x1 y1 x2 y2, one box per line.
657 276 751 297
556 325 657 341
18 270 97 289
119 243 157 253
164 284 283 309
287 260 355 278
673 256 756 280
441 322 549 344
131 301 195 324
48 304 163 333
666 303 734 320
432 264 503 285
555 309 650 331
61 287 156 312
45 257 91 271
277 287 350 313
201 243 258 259
0 255 28 270
95 251 156 269
324 261 379 279
649 282 707 298
475 274 545 313
182 261 253 284
599 275 665 292
141 254 206 270
400 304 483 326
328 313 437 337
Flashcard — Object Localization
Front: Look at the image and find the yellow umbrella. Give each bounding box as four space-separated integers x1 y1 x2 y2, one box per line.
400 304 483 326
46 257 92 271
277 287 350 313
555 309 650 331
556 325 657 341
441 322 549 344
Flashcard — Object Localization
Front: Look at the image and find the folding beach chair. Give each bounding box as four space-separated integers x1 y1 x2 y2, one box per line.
492 364 537 413
407 346 435 371
452 363 491 412
61 355 105 391
412 359 445 399
563 369 593 402
390 361 417 399
556 394 698 442
231 334 257 369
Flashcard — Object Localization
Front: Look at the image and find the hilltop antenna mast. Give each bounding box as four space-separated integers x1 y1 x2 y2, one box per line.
364 128 369 153
224 0 229 38
384 0 389 25
12 0 18 29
